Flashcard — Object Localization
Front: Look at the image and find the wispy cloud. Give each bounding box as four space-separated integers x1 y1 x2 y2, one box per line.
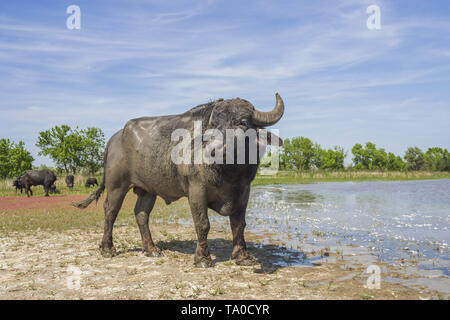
0 0 449 165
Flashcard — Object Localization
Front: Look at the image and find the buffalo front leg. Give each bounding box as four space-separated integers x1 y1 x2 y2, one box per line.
229 210 255 266
188 184 213 268
25 184 32 197
134 192 161 257
229 189 256 266
100 187 128 257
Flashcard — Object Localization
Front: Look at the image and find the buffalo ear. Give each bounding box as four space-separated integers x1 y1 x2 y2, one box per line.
267 131 283 146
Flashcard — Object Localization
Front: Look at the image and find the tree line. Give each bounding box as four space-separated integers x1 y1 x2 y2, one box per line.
1 129 449 179
274 137 449 171
0 125 105 179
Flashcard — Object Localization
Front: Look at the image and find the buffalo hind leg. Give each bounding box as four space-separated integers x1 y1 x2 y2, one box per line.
100 187 128 257
188 184 213 267
134 190 161 257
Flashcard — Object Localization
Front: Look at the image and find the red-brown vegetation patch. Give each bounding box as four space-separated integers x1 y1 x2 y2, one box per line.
0 195 89 212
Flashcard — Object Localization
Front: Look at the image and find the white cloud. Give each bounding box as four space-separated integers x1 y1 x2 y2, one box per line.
0 0 449 165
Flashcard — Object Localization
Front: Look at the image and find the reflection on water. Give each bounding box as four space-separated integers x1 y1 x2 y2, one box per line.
245 179 450 277
255 188 320 206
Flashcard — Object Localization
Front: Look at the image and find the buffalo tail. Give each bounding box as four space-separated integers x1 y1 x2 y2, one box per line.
72 171 106 209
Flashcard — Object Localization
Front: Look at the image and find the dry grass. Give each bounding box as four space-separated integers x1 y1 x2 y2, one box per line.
253 170 450 185
0 192 193 234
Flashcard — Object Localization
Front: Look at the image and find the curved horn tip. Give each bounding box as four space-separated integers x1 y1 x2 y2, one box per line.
252 92 285 126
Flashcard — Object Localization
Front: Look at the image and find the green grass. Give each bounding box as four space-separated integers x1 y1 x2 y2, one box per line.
252 170 450 186
359 293 374 300
1 170 449 234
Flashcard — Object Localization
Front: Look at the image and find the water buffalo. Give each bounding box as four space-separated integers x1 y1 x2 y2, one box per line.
85 177 98 187
13 176 25 193
49 184 58 194
66 175 74 189
20 169 57 197
74 94 284 267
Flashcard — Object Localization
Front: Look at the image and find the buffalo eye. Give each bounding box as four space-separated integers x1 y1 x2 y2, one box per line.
240 119 248 127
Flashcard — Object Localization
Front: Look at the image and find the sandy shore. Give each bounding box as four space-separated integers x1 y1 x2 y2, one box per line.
0 223 444 300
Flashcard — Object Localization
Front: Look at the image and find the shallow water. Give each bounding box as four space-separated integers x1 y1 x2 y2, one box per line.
244 179 450 276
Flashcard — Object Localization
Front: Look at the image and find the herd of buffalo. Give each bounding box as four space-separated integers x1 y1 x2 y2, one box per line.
12 169 98 197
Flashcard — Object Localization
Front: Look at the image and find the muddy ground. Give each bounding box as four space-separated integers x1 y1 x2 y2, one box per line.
1 223 444 300
0 193 446 300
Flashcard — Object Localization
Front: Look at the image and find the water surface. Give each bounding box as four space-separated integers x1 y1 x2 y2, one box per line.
244 179 450 276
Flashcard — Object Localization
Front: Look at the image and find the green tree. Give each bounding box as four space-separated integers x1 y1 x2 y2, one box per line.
372 145 387 170
9 141 34 177
424 147 449 171
386 152 405 171
80 127 105 175
279 144 290 170
316 146 346 170
36 125 84 174
36 125 106 174
282 137 315 170
352 142 388 170
311 143 323 169
0 138 34 178
404 146 425 171
351 143 367 169
0 138 11 178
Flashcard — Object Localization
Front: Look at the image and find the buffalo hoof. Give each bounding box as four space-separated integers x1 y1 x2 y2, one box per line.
145 246 162 257
194 256 214 268
100 246 117 258
235 254 257 266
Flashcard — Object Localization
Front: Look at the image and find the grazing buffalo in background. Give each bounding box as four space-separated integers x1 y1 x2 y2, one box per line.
49 184 58 194
85 177 98 187
66 175 74 190
20 169 57 197
74 93 284 267
13 176 25 193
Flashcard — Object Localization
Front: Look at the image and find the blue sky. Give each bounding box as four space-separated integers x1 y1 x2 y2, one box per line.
0 0 449 166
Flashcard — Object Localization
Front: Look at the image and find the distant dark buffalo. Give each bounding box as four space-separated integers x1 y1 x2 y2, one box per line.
13 176 25 193
49 184 58 194
74 93 284 267
85 177 98 187
66 175 75 189
20 169 57 197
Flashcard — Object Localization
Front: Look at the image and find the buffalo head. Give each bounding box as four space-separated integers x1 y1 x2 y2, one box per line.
204 93 284 164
